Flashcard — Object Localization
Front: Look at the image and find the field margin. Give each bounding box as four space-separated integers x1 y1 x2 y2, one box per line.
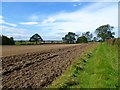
48 42 118 88
48 43 98 88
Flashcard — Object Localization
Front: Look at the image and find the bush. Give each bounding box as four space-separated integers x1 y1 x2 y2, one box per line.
76 36 88 43
0 35 15 45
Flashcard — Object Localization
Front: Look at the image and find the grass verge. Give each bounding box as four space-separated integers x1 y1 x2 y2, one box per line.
48 43 118 88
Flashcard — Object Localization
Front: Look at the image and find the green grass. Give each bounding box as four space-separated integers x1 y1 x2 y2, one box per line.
48 43 118 88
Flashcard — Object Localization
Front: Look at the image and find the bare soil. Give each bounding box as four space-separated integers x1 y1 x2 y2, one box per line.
2 44 80 57
1 43 95 89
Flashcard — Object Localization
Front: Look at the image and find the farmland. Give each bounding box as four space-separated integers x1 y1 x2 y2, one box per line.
1 1 118 89
1 43 96 88
49 42 118 88
1 39 119 89
2 44 79 57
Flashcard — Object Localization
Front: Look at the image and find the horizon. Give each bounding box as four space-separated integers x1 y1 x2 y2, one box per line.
0 1 118 40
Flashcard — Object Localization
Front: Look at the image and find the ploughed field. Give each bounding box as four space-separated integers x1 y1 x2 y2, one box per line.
2 44 81 57
1 44 94 89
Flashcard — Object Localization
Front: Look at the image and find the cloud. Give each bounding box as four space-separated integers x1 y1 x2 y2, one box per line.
39 2 118 38
1 2 118 40
0 16 3 19
0 16 17 27
71 0 119 2
2 0 119 2
42 17 56 24
5 33 30 40
73 4 77 7
0 26 28 34
0 26 30 40
73 3 81 7
3 21 17 27
28 15 39 21
20 22 39 25
72 0 81 2
0 20 4 24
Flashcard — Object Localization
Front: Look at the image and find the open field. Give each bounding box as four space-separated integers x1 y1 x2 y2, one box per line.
15 41 63 45
2 44 80 57
1 43 95 89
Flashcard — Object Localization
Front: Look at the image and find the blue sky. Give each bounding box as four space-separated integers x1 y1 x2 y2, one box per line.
0 1 118 40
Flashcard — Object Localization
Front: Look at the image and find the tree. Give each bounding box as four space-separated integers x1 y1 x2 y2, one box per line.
76 36 88 43
0 35 15 45
82 31 93 41
0 35 2 45
62 32 77 44
10 37 15 45
29 34 43 44
93 37 98 42
10 37 14 41
95 24 115 41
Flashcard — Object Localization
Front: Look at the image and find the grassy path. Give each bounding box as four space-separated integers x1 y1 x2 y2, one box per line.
49 43 118 88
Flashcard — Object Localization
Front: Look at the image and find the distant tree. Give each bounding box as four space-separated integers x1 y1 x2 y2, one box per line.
93 37 98 42
62 37 65 43
0 35 2 45
107 31 115 39
95 24 115 41
10 37 14 41
10 37 15 45
82 31 93 41
19 40 24 43
51 41 54 43
62 32 77 44
29 34 43 44
76 36 88 43
0 35 15 45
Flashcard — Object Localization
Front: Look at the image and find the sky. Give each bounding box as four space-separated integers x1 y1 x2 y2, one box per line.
0 1 118 40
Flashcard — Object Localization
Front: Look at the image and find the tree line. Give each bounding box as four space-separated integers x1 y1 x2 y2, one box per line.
0 24 115 45
62 24 115 44
0 35 15 45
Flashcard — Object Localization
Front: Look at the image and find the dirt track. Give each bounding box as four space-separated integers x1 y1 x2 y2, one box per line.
1 43 95 89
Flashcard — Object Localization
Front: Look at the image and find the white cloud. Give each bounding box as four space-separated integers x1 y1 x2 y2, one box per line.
42 17 56 24
71 0 119 2
73 3 81 7
20 22 39 25
78 3 81 5
0 26 28 34
0 26 30 40
39 2 118 38
0 16 3 19
72 0 81 2
0 20 17 27
28 15 39 21
1 2 118 40
2 0 119 2
0 16 17 27
73 4 77 7
0 20 4 24
3 22 17 27
5 33 30 40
